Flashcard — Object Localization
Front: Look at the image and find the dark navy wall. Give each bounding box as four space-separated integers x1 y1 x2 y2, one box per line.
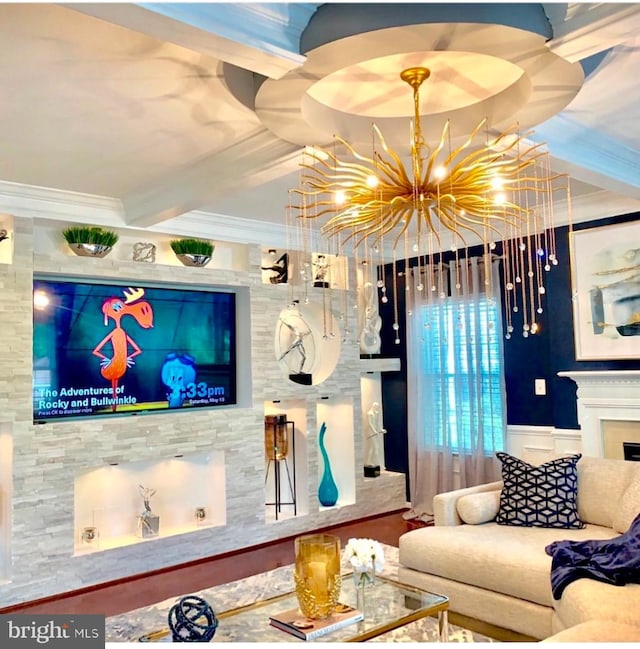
378 211 640 483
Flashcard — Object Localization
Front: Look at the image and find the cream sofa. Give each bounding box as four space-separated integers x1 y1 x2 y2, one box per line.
397 456 640 640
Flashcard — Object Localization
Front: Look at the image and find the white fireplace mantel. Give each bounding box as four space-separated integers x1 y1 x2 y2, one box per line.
558 370 640 457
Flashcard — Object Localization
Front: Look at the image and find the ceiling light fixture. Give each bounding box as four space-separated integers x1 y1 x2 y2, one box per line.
289 66 572 343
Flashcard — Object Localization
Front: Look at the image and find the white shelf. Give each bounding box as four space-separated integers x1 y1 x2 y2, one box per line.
360 358 401 373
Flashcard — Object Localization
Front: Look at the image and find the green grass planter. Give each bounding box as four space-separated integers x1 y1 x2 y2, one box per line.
170 238 215 267
63 226 119 258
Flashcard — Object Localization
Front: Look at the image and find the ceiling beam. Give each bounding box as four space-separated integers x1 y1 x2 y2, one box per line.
121 128 301 228
63 2 316 79
545 2 640 62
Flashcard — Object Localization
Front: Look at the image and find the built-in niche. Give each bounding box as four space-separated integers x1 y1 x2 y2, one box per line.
74 452 225 553
260 247 289 285
0 424 12 582
315 398 356 509
359 358 400 477
32 218 250 272
0 214 13 265
274 302 341 386
360 373 386 475
264 399 308 523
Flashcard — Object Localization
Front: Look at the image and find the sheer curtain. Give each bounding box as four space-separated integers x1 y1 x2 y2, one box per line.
405 256 506 522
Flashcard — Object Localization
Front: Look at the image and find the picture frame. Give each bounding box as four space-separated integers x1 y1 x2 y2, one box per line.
570 220 640 360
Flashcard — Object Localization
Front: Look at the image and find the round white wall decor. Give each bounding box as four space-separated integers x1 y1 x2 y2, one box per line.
274 302 341 385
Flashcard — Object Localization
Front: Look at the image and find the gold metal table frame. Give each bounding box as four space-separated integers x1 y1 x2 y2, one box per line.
138 573 449 643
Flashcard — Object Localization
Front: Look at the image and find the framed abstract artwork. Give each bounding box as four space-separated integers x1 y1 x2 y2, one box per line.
570 220 640 360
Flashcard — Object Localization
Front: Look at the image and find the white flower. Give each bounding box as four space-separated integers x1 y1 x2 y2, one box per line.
343 537 385 575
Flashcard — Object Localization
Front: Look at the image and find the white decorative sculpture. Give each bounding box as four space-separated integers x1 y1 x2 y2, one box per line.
365 402 387 476
138 484 159 538
359 281 382 355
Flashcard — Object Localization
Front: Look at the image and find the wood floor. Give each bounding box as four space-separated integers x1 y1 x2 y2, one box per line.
1 509 413 618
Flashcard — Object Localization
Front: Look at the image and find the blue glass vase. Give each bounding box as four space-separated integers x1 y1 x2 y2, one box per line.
318 421 339 506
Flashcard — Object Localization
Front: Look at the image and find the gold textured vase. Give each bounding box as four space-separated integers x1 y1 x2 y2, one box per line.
294 533 342 619
264 414 289 461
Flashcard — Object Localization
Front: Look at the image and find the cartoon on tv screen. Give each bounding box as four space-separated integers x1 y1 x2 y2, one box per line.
32 279 237 421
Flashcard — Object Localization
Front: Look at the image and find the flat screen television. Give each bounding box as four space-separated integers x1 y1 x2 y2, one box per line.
32 277 237 421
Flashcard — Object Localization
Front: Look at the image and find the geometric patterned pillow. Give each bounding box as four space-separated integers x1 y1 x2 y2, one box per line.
495 452 585 528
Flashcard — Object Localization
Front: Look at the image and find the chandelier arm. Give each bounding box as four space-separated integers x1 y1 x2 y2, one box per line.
433 198 515 244
333 134 379 167
292 204 350 220
441 118 488 167
301 148 380 183
373 154 413 188
372 125 413 187
422 123 449 188
421 207 442 249
322 201 409 245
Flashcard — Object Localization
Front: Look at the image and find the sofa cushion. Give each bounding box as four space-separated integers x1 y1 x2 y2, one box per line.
398 522 615 607
456 490 501 525
553 576 640 630
613 468 640 533
577 456 637 528
496 452 584 528
542 620 640 642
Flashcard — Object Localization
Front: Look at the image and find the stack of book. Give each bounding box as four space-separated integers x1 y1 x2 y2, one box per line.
269 603 364 640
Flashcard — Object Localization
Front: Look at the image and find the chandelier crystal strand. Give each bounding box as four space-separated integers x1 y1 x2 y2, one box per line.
286 191 295 307
392 251 400 344
448 125 462 295
504 218 515 338
523 159 534 336
533 165 546 320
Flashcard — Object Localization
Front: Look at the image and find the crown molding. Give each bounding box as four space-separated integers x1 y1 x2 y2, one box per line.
0 181 126 226
0 178 291 247
154 209 290 248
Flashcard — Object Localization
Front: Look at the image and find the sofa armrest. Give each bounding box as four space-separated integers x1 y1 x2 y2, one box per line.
433 480 503 526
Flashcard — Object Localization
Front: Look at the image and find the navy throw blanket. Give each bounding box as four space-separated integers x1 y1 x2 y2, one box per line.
545 512 640 600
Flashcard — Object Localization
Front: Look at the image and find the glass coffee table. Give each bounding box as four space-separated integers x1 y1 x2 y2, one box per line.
138 573 449 642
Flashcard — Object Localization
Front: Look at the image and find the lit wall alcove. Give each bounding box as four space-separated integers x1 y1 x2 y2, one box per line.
0 423 12 583
264 399 309 523
316 398 356 509
74 452 226 554
0 214 13 265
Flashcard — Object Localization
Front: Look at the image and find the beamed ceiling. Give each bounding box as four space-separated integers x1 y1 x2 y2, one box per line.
0 2 639 248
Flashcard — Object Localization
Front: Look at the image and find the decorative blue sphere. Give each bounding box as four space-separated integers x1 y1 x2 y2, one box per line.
168 595 218 642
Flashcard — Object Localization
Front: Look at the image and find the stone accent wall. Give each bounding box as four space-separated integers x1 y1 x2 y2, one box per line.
0 218 405 607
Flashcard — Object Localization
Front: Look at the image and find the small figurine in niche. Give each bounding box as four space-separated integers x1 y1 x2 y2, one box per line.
261 251 289 284
313 254 330 288
138 484 160 538
365 402 387 477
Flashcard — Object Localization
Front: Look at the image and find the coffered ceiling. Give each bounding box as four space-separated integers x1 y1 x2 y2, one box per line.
0 2 639 248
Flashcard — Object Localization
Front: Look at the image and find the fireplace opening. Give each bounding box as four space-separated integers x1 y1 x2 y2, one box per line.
602 420 640 460
623 442 640 462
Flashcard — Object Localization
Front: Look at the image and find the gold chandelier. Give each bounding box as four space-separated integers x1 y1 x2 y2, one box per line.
289 66 572 343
